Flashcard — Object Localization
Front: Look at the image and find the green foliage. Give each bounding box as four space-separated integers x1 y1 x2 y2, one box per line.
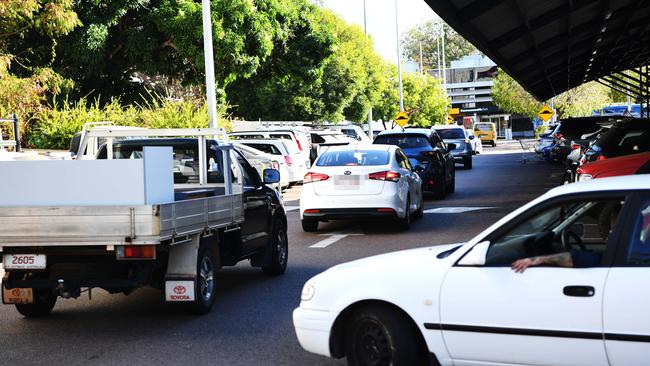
491 69 611 119
372 63 448 127
30 96 222 149
401 20 478 70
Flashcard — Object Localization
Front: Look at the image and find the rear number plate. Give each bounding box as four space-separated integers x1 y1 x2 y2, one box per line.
3 254 46 270
334 175 360 189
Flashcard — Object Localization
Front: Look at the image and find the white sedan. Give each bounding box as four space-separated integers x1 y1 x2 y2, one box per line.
294 174 650 366
300 144 423 232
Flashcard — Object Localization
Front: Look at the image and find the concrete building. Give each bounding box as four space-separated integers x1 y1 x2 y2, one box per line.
431 54 515 138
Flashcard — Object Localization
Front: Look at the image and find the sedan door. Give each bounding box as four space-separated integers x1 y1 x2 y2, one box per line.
439 195 628 366
603 194 650 365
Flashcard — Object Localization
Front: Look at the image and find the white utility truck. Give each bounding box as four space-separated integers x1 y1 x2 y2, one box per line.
0 126 288 316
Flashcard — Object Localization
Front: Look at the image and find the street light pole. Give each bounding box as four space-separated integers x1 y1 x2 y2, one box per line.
419 41 423 74
395 0 404 112
363 0 373 139
201 0 218 129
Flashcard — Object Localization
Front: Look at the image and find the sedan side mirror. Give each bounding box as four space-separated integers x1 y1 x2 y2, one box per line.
447 143 457 151
263 168 281 184
458 241 490 265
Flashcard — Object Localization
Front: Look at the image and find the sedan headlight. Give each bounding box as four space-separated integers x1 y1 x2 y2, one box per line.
301 282 316 301
577 174 593 182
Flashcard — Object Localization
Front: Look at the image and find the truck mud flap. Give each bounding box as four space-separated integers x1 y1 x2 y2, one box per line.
164 279 195 302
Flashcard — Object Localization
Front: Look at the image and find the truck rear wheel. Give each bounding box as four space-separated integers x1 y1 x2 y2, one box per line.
189 241 218 315
15 289 57 318
262 218 288 276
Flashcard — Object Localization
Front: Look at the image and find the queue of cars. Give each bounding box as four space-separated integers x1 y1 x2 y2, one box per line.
533 117 650 184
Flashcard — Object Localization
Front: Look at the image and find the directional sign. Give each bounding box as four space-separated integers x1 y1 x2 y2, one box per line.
447 115 455 124
394 111 410 128
538 105 555 122
448 108 461 116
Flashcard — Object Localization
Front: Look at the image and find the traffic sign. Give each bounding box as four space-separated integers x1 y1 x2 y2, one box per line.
448 108 460 116
447 115 454 124
538 105 555 122
394 111 410 128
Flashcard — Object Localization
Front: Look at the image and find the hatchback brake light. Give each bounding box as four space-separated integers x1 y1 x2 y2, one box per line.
596 155 607 161
369 171 401 182
296 139 303 152
284 155 293 166
304 172 329 183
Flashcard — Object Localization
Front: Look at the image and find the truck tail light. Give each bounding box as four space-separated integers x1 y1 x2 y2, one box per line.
116 245 156 260
369 171 400 182
304 172 329 183
284 155 293 166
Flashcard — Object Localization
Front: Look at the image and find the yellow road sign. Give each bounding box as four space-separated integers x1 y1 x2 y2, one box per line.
394 111 410 128
448 108 460 116
447 115 454 124
538 105 555 122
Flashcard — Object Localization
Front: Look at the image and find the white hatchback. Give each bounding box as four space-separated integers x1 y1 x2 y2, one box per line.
300 144 423 232
294 174 650 366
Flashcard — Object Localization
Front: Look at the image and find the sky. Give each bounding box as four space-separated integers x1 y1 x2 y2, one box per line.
318 0 439 63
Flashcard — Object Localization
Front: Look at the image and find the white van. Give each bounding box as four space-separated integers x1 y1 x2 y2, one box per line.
322 124 371 143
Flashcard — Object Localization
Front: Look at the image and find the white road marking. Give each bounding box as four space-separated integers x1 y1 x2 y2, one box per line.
284 206 299 212
309 234 349 248
424 207 496 214
309 231 363 248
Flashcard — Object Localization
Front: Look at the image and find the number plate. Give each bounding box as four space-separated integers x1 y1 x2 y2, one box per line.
3 254 46 270
334 175 360 189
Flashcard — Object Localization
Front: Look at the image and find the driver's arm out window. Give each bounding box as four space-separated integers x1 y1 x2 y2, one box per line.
484 197 625 267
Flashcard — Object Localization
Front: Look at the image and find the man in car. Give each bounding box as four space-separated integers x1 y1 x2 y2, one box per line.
512 203 622 273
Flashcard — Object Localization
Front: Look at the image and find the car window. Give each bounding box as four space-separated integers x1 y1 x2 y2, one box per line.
475 124 493 132
624 197 650 265
483 197 626 267
311 134 325 144
396 149 412 170
374 134 432 149
243 143 281 155
269 133 294 141
230 134 264 140
316 150 389 166
233 151 259 188
436 129 465 139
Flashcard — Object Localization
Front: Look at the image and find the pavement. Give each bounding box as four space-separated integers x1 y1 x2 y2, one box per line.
0 142 563 366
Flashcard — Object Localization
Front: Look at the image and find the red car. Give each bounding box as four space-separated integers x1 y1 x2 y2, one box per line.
577 151 650 181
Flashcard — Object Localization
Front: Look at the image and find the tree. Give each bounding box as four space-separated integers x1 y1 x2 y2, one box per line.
373 63 448 127
492 69 612 119
401 20 478 71
0 0 80 130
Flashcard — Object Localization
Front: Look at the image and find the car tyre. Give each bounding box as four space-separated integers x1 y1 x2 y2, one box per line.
446 168 456 194
397 197 411 230
188 240 218 315
15 287 57 318
464 156 473 169
301 219 319 232
346 305 426 366
262 218 288 276
435 176 446 200
413 197 424 219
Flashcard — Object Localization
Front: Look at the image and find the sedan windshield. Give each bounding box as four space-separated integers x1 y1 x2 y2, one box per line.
316 150 389 166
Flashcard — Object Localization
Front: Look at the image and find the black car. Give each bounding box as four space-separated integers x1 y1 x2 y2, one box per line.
585 118 650 163
549 116 623 161
373 129 455 198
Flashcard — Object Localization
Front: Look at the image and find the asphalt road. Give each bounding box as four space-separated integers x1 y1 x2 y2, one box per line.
0 142 563 366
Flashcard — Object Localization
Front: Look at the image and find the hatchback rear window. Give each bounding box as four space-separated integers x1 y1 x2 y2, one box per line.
231 134 264 140
436 129 465 139
316 150 390 166
374 134 432 149
242 143 282 155
475 124 492 131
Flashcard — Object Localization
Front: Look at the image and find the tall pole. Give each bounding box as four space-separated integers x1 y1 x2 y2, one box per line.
201 0 218 129
419 41 423 74
364 0 373 139
436 33 441 78
441 24 447 85
395 0 404 111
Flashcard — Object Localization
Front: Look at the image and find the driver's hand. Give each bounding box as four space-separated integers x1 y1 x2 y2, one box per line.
512 258 536 273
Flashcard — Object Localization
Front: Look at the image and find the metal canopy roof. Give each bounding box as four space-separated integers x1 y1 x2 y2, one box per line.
425 0 650 101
